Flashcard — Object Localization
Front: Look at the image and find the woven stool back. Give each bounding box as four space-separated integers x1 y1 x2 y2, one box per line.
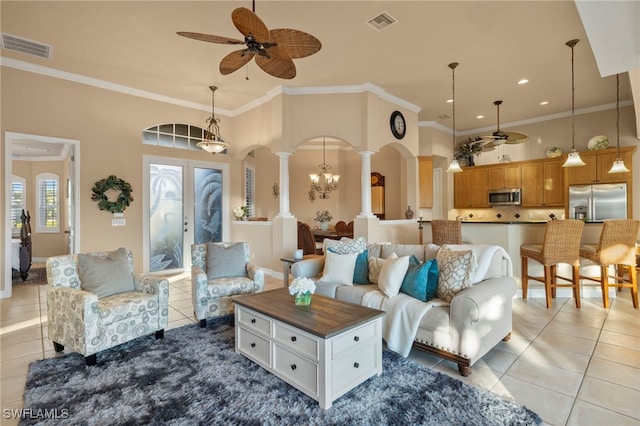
540 219 584 266
431 220 462 245
593 219 640 266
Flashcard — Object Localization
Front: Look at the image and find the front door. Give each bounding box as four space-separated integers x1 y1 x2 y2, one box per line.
143 156 229 274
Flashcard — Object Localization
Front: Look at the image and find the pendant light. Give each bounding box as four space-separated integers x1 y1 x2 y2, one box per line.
608 74 630 173
309 137 340 199
446 62 463 173
197 86 229 154
562 39 586 168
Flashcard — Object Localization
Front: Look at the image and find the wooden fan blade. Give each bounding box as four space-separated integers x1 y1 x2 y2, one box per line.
232 7 270 42
220 50 254 75
268 29 322 59
255 54 296 79
504 131 529 144
177 32 244 45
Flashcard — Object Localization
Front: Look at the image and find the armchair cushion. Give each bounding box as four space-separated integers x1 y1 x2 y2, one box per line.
206 242 247 280
78 247 134 298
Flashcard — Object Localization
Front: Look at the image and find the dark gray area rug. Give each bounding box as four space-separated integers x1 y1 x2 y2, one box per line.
21 317 542 425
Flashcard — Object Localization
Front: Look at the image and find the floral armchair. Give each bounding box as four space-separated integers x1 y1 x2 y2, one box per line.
191 242 265 327
46 248 169 366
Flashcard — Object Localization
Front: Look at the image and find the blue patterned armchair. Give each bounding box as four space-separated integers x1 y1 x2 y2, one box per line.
191 242 265 327
46 248 169 366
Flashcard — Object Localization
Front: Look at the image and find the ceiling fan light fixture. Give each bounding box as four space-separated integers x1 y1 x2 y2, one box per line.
197 86 229 155
446 62 462 173
562 38 585 168
608 73 629 174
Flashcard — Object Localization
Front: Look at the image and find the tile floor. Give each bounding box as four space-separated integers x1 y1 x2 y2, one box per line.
1 270 639 426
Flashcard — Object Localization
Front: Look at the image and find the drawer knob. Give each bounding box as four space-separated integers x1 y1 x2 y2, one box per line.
291 364 297 371
251 318 256 324
250 342 256 348
354 362 360 368
291 336 297 342
354 336 360 342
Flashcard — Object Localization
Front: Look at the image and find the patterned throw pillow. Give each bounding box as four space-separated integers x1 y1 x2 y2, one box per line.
400 256 439 302
435 247 477 303
368 253 398 284
324 237 366 255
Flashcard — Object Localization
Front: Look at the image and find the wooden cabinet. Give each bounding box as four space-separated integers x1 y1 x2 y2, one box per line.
521 159 564 207
418 156 433 208
488 164 521 189
566 147 634 185
454 168 488 208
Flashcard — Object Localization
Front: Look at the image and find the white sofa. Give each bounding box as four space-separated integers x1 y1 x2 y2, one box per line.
291 242 516 376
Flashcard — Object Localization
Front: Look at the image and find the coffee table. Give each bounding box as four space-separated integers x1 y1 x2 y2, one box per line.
233 288 385 409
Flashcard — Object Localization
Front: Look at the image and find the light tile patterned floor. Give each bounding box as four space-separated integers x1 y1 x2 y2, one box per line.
1 271 639 425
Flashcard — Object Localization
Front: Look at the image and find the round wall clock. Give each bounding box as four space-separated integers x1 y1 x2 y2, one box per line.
390 110 406 139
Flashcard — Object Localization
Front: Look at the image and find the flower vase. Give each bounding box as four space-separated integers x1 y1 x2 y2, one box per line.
467 155 475 167
294 292 312 306
320 223 329 231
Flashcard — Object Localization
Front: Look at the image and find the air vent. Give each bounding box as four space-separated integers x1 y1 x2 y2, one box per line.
1 33 52 59
366 12 397 31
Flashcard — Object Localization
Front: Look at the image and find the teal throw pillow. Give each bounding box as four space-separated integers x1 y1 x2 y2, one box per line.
400 257 439 302
328 248 369 285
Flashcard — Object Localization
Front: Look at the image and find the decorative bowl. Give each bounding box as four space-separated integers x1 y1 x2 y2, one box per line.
588 135 609 151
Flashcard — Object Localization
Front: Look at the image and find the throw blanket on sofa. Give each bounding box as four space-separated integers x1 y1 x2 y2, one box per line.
362 290 446 357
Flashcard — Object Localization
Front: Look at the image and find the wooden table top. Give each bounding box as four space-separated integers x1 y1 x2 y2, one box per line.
233 288 385 339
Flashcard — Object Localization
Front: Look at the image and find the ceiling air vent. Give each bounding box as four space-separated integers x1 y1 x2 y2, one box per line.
1 33 52 59
367 12 397 31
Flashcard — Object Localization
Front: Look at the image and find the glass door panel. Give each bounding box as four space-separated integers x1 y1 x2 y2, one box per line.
194 167 223 243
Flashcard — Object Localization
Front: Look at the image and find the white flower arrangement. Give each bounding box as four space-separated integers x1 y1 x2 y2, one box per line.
289 277 316 296
233 206 249 219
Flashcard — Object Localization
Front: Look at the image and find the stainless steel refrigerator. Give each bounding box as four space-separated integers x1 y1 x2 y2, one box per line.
568 183 627 221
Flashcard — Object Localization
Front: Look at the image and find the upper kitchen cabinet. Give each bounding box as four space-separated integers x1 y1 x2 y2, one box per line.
488 164 521 189
521 159 564 207
566 147 635 185
418 156 433 208
454 168 489 208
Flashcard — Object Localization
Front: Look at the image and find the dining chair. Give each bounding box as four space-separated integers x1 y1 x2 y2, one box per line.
346 221 354 234
431 220 462 245
297 222 323 256
520 219 584 308
335 221 347 233
579 219 639 308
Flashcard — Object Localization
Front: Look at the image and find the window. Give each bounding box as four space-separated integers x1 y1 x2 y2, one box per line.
142 123 228 154
11 175 26 233
244 163 255 218
36 173 59 233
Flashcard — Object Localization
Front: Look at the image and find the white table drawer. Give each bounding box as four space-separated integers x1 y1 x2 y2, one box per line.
274 345 318 396
237 327 271 367
332 342 376 394
274 323 319 361
332 322 376 358
237 307 271 336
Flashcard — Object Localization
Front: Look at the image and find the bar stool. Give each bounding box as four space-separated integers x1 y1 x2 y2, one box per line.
431 220 462 245
520 219 584 308
579 219 639 309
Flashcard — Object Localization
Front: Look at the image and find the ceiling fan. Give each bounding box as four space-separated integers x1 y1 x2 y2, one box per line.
177 4 321 80
479 100 529 149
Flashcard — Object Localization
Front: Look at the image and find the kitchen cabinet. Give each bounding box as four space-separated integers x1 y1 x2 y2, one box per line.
454 168 488 208
521 159 564 207
566 147 634 185
488 164 521 189
418 156 433 208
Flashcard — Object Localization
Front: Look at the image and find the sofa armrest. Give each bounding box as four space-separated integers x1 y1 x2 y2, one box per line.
191 265 208 297
291 257 325 279
246 261 265 291
449 276 517 363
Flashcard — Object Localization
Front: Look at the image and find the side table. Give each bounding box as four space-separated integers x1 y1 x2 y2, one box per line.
280 257 301 287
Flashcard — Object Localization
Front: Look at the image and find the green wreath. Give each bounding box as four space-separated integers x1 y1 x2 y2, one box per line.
91 175 134 213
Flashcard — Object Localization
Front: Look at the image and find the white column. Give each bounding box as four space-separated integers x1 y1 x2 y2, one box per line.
276 151 294 218
358 150 375 218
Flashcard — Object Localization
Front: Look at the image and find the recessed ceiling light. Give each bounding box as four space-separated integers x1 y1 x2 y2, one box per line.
476 115 484 119
518 79 529 85
540 101 549 105
446 99 453 103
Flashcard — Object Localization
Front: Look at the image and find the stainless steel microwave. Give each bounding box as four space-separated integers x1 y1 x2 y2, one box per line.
488 188 521 206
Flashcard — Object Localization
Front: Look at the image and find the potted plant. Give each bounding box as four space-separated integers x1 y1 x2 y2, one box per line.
314 210 332 230
455 137 485 166
233 206 249 220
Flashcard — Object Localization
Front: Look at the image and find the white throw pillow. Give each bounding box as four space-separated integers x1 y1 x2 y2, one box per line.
318 251 358 286
435 247 477 303
368 252 398 284
378 255 410 298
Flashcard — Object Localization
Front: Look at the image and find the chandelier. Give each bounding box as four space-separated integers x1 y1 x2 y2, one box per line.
197 86 229 154
309 138 340 199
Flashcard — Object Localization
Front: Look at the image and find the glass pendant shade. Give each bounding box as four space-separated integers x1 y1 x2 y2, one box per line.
563 151 586 167
608 159 630 174
446 159 463 173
